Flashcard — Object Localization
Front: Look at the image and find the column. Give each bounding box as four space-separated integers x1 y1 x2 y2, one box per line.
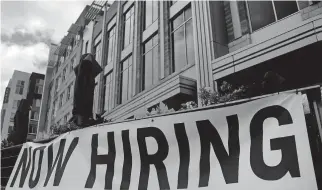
191 1 214 106
133 1 143 95
97 4 108 115
112 1 124 108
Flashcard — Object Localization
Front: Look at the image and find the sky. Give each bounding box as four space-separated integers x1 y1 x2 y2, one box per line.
0 0 92 107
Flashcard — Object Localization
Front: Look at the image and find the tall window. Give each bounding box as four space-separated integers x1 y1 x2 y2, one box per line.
144 1 158 29
55 75 61 93
52 98 57 117
123 5 134 49
66 83 72 101
94 35 102 66
70 56 75 73
10 112 15 119
171 5 195 72
119 56 133 104
247 1 299 31
62 68 66 82
59 93 64 108
34 79 44 94
30 111 39 120
106 25 116 66
142 34 159 90
32 99 41 108
15 80 25 95
64 114 68 123
104 72 113 112
12 100 20 109
29 123 37 134
93 83 99 114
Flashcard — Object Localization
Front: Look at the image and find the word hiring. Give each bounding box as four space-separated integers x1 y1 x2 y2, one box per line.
10 105 300 189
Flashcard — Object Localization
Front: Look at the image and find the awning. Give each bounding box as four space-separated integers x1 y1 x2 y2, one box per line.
84 1 106 20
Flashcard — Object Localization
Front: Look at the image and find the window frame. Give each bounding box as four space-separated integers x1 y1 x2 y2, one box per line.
106 24 116 66
144 1 159 29
118 55 133 105
103 71 114 112
244 0 304 33
170 5 194 73
15 80 25 95
142 33 160 91
122 5 135 49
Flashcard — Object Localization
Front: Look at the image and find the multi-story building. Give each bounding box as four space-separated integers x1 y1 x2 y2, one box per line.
38 1 322 139
25 72 45 141
1 71 30 140
37 5 93 139
1 70 45 141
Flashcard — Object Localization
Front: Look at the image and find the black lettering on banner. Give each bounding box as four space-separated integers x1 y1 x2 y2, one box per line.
28 146 46 188
196 115 240 187
250 105 301 180
85 133 116 189
44 137 79 186
137 127 170 190
174 123 190 189
120 130 132 190
10 147 32 187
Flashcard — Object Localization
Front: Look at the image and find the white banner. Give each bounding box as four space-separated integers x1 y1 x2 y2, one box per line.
7 94 318 190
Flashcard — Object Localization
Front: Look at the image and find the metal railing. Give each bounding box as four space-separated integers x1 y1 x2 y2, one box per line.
1 144 22 187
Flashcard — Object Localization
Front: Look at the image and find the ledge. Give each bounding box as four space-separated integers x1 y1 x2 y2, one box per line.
212 16 322 80
103 74 197 121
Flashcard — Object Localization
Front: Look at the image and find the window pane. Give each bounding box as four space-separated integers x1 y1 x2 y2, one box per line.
107 28 115 64
145 1 153 28
185 19 195 66
144 38 153 53
130 14 134 44
153 1 159 22
144 51 153 89
153 34 159 45
248 1 275 31
172 13 184 30
274 1 298 20
123 19 130 48
153 45 159 84
128 64 133 100
185 6 192 20
172 26 186 72
122 68 128 103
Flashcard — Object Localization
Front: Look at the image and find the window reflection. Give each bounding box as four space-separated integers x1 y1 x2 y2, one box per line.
248 1 275 31
119 56 133 104
273 1 298 20
247 1 301 32
171 5 195 73
107 25 116 66
143 34 159 91
104 72 113 112
145 1 158 29
123 5 134 49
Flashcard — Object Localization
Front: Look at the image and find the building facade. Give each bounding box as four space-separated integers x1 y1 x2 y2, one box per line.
1 71 30 140
37 1 322 139
1 70 45 141
25 72 45 141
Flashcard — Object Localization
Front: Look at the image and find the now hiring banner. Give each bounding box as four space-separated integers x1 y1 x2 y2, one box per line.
6 94 318 190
